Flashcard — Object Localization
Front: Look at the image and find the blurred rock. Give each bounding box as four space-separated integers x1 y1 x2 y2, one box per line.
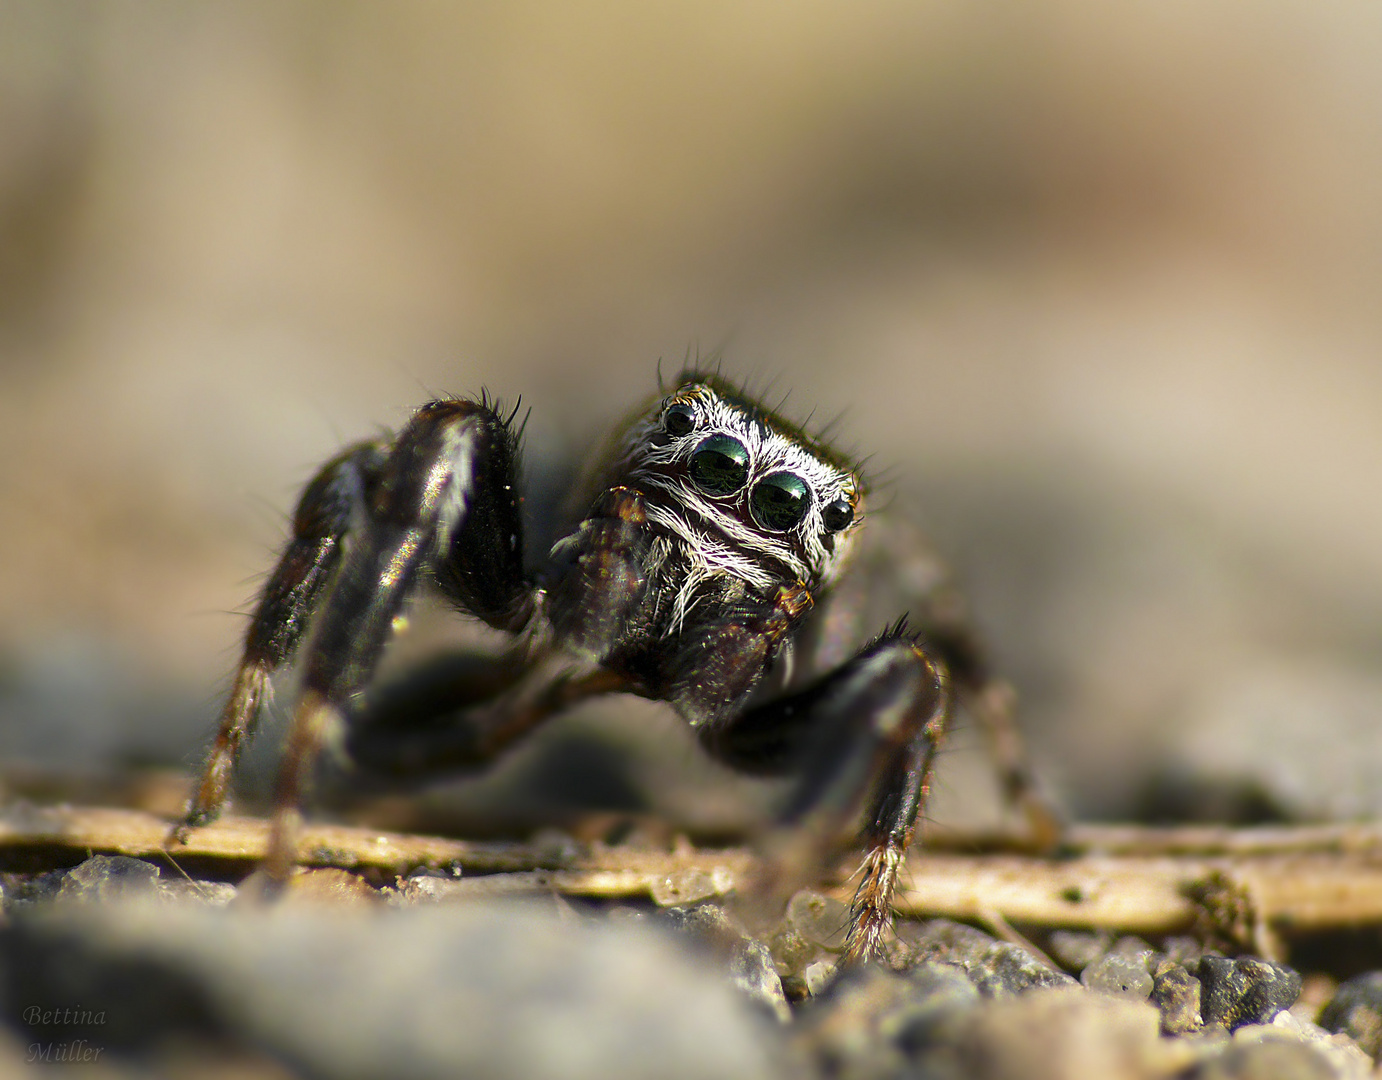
906 987 1170 1080
785 890 849 953
1182 1038 1337 1080
793 963 942 1080
0 900 787 1080
1046 930 1111 974
1081 953 1153 1003
1318 972 1382 1060
898 919 1077 998
1240 1014 1377 1080
898 962 983 1047
1155 666 1382 823
54 855 161 904
660 902 790 1023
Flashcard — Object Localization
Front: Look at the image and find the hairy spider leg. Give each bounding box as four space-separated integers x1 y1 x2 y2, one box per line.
175 441 388 839
264 399 544 881
802 514 1061 848
341 483 653 781
698 625 952 962
176 400 541 862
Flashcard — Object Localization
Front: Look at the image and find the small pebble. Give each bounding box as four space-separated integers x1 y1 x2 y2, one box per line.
650 867 720 907
660 901 740 944
1109 935 1155 960
1081 952 1154 1002
1183 1037 1337 1080
766 922 821 979
56 855 162 903
793 963 925 1079
282 867 379 905
804 960 836 998
2 868 69 908
1153 961 1204 1035
1047 929 1111 973
729 938 790 1023
893 962 981 1051
785 890 849 952
1199 956 1302 1031
1318 971 1382 1059
159 879 237 906
899 919 1077 998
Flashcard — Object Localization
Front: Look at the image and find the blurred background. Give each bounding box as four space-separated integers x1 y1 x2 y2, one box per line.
2 0 1380 833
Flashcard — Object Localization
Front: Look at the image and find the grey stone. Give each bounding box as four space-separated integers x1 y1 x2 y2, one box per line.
661 901 741 943
1237 1016 1376 1080
730 938 791 1024
906 987 1169 1080
1081 953 1153 1002
894 961 981 1050
55 856 162 903
1199 956 1302 1031
899 920 1076 999
793 963 923 1080
659 903 790 1022
785 890 849 953
1318 971 1382 1059
1046 930 1111 974
0 899 787 1080
1182 1038 1336 1080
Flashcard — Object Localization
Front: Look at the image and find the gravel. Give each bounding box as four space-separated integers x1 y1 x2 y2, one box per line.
0 854 1374 1079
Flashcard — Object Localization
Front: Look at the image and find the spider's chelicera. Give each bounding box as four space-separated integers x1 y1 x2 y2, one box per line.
176 371 1046 961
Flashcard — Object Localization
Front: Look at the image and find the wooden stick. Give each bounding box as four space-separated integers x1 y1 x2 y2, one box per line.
5 803 1382 943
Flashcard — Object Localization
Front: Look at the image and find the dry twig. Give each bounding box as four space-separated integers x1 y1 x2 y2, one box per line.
4 801 1382 954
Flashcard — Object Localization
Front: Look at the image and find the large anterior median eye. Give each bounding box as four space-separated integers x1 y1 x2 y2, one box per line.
689 435 749 494
750 471 810 530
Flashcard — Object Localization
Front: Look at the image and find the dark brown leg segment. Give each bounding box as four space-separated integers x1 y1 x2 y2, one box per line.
700 627 952 961
175 441 386 838
177 399 533 877
259 399 532 881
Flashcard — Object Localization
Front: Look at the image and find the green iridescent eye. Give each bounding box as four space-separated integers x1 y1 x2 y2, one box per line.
689 435 750 495
750 472 810 531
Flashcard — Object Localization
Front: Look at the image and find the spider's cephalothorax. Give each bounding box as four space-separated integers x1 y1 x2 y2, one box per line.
544 379 864 728
176 371 1048 962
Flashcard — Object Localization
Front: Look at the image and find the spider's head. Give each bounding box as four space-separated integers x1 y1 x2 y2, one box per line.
618 375 864 599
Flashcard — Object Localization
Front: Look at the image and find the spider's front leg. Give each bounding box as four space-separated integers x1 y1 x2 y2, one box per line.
175 398 533 881
175 440 387 837
700 625 953 963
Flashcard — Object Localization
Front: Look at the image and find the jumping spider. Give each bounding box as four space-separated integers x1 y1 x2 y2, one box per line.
176 370 1050 961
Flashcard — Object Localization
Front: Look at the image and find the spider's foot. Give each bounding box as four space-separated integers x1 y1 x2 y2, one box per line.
843 839 905 964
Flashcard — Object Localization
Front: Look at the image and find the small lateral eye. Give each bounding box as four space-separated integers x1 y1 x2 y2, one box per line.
689 434 749 495
751 472 810 531
822 497 854 532
663 402 697 437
